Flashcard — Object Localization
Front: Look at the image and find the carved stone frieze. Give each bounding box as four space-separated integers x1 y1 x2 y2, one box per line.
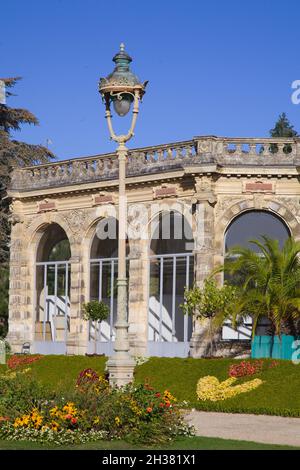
62 209 92 234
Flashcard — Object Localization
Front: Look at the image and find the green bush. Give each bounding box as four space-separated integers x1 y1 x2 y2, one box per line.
0 368 51 419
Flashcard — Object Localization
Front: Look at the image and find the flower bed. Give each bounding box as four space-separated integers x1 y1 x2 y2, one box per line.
197 376 263 401
0 367 193 445
229 360 279 378
7 355 43 370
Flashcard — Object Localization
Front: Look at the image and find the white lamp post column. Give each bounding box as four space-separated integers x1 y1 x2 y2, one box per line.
99 44 148 386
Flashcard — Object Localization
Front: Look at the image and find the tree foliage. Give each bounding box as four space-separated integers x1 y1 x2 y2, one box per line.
82 301 110 355
221 236 300 337
82 301 110 323
270 112 298 138
269 112 298 154
0 77 54 335
182 279 237 355
0 77 54 263
182 279 237 320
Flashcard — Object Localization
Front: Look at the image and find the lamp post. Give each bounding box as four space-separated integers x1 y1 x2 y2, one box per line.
99 44 148 386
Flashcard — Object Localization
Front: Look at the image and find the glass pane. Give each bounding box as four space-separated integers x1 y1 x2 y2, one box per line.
150 211 193 255
90 263 100 301
174 257 186 342
148 256 194 343
57 264 67 297
225 211 289 252
91 260 118 343
161 258 173 342
49 239 71 261
47 265 55 296
148 258 160 341
36 265 45 323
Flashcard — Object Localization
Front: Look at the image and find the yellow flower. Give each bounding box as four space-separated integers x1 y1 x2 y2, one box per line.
115 416 121 426
197 375 263 402
62 402 77 416
164 390 177 402
50 406 59 417
50 421 60 432
93 416 100 425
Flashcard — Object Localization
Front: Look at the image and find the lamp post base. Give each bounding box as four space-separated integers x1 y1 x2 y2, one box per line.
107 356 136 387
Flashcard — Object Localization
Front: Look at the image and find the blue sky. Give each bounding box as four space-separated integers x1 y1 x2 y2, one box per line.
2 0 300 160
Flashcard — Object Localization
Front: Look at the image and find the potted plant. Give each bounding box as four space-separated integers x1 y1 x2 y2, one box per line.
82 300 110 355
182 278 236 356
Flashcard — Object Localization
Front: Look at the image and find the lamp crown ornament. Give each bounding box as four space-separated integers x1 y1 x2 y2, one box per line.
98 43 148 117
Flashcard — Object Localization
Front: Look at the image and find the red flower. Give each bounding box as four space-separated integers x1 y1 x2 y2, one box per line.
146 407 153 413
229 360 263 378
159 403 164 408
65 414 72 420
155 392 161 398
165 401 171 408
0 417 9 422
7 354 42 370
71 418 77 425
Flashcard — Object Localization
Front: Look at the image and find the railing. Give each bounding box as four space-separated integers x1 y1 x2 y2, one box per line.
9 136 300 191
196 136 300 162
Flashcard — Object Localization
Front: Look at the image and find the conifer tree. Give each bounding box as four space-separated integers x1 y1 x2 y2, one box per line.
269 112 298 154
0 77 54 335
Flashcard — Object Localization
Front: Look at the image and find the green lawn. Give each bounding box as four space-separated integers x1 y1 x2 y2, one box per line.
1 355 300 416
0 436 297 450
135 357 300 417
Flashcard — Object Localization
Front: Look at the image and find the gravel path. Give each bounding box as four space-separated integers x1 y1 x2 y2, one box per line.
185 411 300 447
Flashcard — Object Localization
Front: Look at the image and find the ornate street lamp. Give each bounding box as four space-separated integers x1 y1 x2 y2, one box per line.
99 44 148 386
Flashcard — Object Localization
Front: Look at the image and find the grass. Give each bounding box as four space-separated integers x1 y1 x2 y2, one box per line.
135 357 300 417
0 436 298 450
1 355 300 416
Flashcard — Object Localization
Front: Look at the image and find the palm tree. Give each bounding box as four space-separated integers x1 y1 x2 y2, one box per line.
219 236 300 338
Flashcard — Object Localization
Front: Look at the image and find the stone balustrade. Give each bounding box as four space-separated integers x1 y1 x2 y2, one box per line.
9 136 300 191
196 136 300 164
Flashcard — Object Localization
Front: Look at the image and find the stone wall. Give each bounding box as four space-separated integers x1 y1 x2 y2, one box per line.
7 135 300 356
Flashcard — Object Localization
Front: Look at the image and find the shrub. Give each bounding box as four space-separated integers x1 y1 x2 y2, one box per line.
69 370 193 444
0 367 193 445
82 301 109 323
0 368 50 419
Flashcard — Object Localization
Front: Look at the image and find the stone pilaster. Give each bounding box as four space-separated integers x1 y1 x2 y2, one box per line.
7 223 31 352
66 239 86 355
128 238 149 356
189 191 218 357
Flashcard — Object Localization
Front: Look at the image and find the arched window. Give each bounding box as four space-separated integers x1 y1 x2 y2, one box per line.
223 210 290 340
148 211 194 357
89 217 129 355
225 210 290 253
35 224 71 353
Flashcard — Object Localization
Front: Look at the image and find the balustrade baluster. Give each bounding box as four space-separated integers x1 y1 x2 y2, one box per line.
263 143 271 157
175 147 183 159
186 145 193 158
277 143 284 156
167 147 173 160
223 141 229 156
235 143 242 155
249 143 257 156
157 149 164 161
